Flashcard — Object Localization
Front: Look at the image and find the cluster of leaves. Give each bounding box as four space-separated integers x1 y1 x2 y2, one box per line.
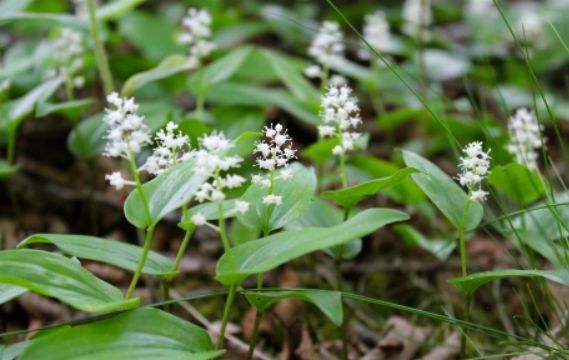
1 0 569 358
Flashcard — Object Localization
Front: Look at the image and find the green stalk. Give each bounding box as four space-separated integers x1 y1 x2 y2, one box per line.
125 224 156 298
246 165 276 359
458 196 472 356
196 94 205 121
215 284 238 350
86 0 114 94
64 73 74 101
320 64 330 93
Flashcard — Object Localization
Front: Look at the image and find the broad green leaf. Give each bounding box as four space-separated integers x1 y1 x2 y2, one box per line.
0 284 26 304
67 113 106 159
322 168 418 209
349 156 425 204
287 197 362 260
7 77 63 130
394 224 455 261
189 47 253 95
261 49 319 103
245 289 343 326
488 163 546 206
216 208 409 285
214 22 270 48
122 55 194 97
0 160 18 178
451 269 569 294
0 13 85 29
237 163 317 232
125 159 209 228
1 342 28 360
402 150 484 231
36 98 94 120
0 249 138 312
205 82 318 125
18 234 174 276
20 308 222 360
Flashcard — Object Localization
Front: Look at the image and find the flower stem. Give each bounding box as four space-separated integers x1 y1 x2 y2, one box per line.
458 198 472 356
320 64 330 93
127 153 152 225
215 284 237 350
64 73 74 101
86 0 114 94
125 223 155 298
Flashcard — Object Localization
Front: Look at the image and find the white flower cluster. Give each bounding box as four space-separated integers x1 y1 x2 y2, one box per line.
307 21 345 70
142 122 192 176
457 141 491 201
103 92 150 159
252 124 297 206
506 108 544 171
358 11 396 61
194 132 246 203
401 0 432 39
179 8 216 68
319 84 362 156
48 28 85 88
190 200 249 227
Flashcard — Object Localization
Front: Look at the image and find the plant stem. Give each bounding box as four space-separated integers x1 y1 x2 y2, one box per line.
320 64 330 93
6 128 16 165
64 74 74 101
171 225 195 276
127 153 152 225
215 284 237 350
246 273 264 360
458 198 472 356
125 224 155 298
86 0 114 94
196 94 205 121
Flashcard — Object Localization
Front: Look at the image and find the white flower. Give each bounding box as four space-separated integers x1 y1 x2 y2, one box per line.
457 141 491 201
0 79 10 94
234 200 250 214
191 213 207 226
254 124 296 171
105 171 135 190
192 131 245 203
506 108 544 171
49 28 85 88
263 194 283 206
179 8 216 68
252 174 271 188
142 121 191 176
359 11 396 61
402 0 432 39
103 92 150 159
308 21 345 66
320 84 362 156
304 64 323 79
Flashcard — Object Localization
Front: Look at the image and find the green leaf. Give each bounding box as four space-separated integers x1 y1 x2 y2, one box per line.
402 150 484 231
7 77 63 130
488 163 546 206
261 49 319 103
125 159 209 229
451 269 569 294
122 55 194 97
0 249 138 312
189 47 253 95
0 160 18 178
18 234 174 276
394 224 455 261
0 284 26 305
67 113 106 159
0 13 85 29
237 163 317 232
1 342 28 360
216 208 409 285
245 289 343 326
287 197 362 260
36 98 94 120
322 168 418 209
20 308 222 360
205 82 318 125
